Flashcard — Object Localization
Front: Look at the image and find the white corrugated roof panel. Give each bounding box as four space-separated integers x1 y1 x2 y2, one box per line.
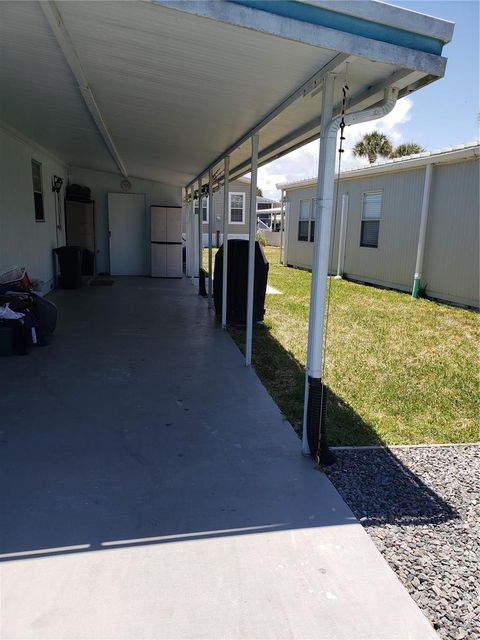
0 1 453 186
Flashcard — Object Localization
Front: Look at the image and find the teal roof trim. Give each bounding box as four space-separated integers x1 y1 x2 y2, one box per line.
229 0 445 56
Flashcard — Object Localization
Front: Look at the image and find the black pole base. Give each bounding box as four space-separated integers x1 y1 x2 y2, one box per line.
306 376 336 466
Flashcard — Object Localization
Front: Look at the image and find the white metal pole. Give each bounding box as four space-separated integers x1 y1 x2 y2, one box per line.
245 134 259 367
185 189 191 278
222 156 230 329
279 189 284 265
198 180 203 293
302 73 336 455
185 194 190 277
412 163 433 298
335 193 349 278
208 169 214 308
190 189 196 282
301 82 399 458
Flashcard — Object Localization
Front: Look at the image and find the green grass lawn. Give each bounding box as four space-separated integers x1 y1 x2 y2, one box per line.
204 246 479 445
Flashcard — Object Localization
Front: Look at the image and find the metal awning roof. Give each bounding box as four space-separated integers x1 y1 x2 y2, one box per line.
0 1 453 188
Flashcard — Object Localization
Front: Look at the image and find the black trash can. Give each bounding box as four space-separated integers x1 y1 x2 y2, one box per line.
213 240 269 325
81 249 95 276
54 246 82 289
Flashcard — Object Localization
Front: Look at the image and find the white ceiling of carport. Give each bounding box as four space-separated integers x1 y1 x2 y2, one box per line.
0 2 114 173
0 1 435 187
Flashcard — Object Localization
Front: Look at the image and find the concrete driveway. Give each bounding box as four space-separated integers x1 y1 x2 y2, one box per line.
0 278 437 639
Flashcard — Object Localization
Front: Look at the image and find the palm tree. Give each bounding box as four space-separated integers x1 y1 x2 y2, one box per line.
391 143 425 158
352 131 393 164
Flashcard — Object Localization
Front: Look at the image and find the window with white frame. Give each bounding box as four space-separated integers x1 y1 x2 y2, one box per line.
194 197 209 223
229 192 245 224
298 198 315 242
360 191 382 248
31 159 44 222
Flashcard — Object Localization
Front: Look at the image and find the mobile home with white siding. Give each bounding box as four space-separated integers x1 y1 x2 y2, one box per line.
280 144 479 308
195 177 251 246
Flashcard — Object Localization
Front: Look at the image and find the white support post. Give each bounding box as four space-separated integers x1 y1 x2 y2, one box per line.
335 193 349 278
222 156 230 329
208 170 214 308
302 79 399 459
302 72 336 456
198 180 203 294
185 192 191 277
412 163 433 298
245 134 259 367
279 189 285 265
188 186 197 284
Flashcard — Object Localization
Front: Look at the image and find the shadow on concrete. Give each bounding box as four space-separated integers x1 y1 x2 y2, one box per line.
0 279 356 563
0 278 457 564
228 323 459 528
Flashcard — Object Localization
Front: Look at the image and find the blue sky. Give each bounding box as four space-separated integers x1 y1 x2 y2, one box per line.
392 0 479 149
259 1 479 198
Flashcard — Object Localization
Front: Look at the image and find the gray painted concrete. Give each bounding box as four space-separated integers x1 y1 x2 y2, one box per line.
0 278 436 639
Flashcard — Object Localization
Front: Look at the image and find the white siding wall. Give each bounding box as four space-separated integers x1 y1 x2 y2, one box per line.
68 167 181 273
0 125 68 292
284 186 317 270
341 169 424 289
423 161 479 307
284 157 479 308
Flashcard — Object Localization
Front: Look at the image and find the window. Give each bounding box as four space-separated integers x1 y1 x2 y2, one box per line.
360 191 382 247
229 192 245 224
194 197 209 223
31 159 44 222
257 202 271 210
298 198 315 242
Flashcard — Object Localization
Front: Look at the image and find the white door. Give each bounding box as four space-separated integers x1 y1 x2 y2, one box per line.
108 194 147 275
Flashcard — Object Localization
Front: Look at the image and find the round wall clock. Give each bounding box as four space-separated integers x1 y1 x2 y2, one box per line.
120 178 132 193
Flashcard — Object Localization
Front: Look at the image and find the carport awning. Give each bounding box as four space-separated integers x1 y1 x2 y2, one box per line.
0 1 453 187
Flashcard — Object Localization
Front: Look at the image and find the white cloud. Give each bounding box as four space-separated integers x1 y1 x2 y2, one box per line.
257 97 414 199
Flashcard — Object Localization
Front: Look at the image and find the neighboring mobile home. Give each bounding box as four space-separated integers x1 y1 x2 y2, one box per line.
195 177 252 246
279 143 479 308
194 182 281 246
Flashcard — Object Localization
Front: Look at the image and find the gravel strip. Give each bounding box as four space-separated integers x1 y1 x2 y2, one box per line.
325 445 480 640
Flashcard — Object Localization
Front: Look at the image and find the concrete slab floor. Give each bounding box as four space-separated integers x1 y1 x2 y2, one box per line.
0 277 437 639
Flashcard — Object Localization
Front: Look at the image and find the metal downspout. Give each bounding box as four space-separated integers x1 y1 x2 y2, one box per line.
412 163 433 298
335 194 349 278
